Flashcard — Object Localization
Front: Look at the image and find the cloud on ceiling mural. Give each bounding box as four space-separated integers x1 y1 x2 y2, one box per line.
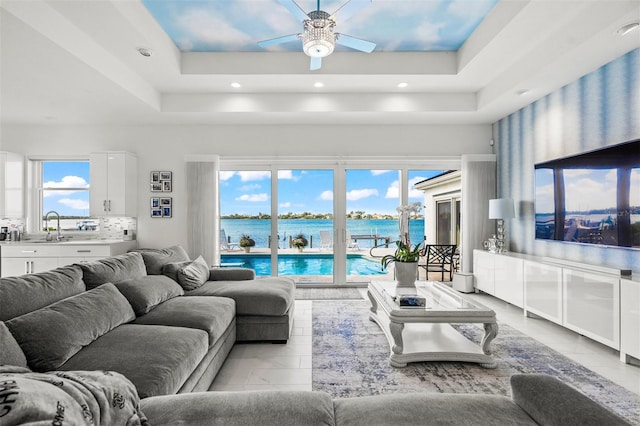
142 0 498 52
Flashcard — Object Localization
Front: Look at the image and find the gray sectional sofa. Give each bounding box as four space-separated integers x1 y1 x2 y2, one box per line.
0 247 632 425
0 246 296 398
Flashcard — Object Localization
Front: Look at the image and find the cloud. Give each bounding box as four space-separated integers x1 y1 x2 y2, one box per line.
319 190 333 201
278 170 294 180
176 7 253 48
413 21 445 47
238 184 261 191
347 188 378 201
238 171 270 181
57 198 90 210
447 0 497 19
219 171 236 181
371 170 392 176
385 180 399 199
43 176 89 197
236 193 268 202
280 202 291 208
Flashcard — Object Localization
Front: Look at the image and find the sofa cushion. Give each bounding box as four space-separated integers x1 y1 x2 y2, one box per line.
333 392 538 426
0 321 28 367
186 277 295 316
132 296 235 346
134 245 190 275
79 252 147 289
6 283 136 371
115 275 184 316
510 374 631 426
59 324 208 399
141 390 335 426
176 256 210 291
0 265 85 321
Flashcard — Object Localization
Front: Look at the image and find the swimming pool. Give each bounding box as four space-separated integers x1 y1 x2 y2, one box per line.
220 253 386 276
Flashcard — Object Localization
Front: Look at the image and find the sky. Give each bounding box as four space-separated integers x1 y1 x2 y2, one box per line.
42 161 90 217
219 169 445 216
142 0 499 52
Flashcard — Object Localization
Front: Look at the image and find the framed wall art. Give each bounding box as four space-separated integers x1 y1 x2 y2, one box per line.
150 170 172 193
151 197 172 218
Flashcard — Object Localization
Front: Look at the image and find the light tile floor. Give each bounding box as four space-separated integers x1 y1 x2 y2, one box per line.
210 291 640 396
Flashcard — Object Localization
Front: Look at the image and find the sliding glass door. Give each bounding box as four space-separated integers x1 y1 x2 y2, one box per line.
219 160 456 285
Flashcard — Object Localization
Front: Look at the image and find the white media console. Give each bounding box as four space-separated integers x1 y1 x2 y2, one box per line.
473 249 639 364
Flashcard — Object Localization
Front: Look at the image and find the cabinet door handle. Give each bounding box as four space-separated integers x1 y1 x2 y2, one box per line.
21 250 37 253
103 200 107 212
31 261 34 274
25 261 29 274
108 200 111 212
76 250 91 253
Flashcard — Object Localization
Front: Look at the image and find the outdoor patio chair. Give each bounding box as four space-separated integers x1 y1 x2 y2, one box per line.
319 230 333 249
220 229 239 251
419 244 457 281
346 230 361 251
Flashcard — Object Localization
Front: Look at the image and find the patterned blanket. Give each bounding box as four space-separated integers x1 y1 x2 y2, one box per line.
0 366 148 425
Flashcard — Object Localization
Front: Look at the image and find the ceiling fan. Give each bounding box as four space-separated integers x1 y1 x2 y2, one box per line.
258 0 376 71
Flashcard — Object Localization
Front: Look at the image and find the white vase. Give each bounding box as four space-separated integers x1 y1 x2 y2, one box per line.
395 261 418 287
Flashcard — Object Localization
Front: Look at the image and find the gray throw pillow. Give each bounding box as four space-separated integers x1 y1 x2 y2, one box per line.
6 283 135 371
177 256 210 291
0 321 28 368
79 252 147 290
114 275 184 316
161 260 192 283
133 245 190 275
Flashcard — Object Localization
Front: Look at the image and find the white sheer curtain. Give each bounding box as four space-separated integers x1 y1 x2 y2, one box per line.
185 155 220 267
461 154 496 273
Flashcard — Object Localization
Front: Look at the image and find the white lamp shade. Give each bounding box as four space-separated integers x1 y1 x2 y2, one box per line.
489 198 515 219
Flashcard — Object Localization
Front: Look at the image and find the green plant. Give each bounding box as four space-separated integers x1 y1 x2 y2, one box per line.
292 233 308 249
239 234 256 248
381 240 423 269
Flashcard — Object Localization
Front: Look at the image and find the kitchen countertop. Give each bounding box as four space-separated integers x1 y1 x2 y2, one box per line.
0 239 133 246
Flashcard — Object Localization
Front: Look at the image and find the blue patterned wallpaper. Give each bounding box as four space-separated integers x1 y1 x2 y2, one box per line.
494 48 639 272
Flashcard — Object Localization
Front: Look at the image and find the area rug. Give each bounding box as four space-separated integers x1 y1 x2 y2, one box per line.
312 300 640 425
296 288 363 300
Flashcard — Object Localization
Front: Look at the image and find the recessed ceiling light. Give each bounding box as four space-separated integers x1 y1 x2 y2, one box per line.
314 82 324 88
517 89 530 96
137 47 153 57
617 22 639 36
231 82 242 88
397 82 408 88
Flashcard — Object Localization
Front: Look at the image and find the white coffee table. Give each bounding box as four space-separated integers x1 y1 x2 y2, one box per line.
367 281 498 368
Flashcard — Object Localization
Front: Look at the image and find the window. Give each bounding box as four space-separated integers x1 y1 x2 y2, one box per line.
34 160 96 232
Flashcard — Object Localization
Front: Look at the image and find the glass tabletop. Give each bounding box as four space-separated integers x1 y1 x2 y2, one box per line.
370 281 494 316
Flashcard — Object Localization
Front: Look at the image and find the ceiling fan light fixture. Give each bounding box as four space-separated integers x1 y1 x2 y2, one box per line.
617 22 639 36
302 27 336 58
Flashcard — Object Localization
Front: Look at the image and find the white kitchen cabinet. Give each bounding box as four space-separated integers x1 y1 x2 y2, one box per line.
563 269 619 349
620 277 640 363
90 152 137 217
473 250 524 308
0 241 137 277
524 260 563 323
0 152 24 218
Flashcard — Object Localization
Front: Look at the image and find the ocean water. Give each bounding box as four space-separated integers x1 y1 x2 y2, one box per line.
221 218 425 249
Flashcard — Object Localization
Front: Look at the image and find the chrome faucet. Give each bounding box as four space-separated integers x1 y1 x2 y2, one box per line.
44 210 63 241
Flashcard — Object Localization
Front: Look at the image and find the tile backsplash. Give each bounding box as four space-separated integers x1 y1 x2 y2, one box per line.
0 217 136 240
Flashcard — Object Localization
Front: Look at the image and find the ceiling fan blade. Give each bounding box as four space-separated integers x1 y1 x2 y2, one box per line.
310 56 322 71
336 34 376 52
277 0 309 22
257 34 299 48
330 0 372 22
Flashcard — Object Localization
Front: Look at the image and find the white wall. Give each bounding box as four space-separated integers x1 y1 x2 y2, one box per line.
1 123 492 249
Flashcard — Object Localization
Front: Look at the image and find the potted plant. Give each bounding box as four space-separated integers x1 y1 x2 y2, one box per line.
381 240 423 286
291 233 308 252
239 234 256 253
381 203 423 287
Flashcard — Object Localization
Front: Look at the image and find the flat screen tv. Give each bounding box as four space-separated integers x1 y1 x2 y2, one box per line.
534 139 639 249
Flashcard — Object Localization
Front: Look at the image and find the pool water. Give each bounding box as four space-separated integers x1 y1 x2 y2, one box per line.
220 253 386 276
